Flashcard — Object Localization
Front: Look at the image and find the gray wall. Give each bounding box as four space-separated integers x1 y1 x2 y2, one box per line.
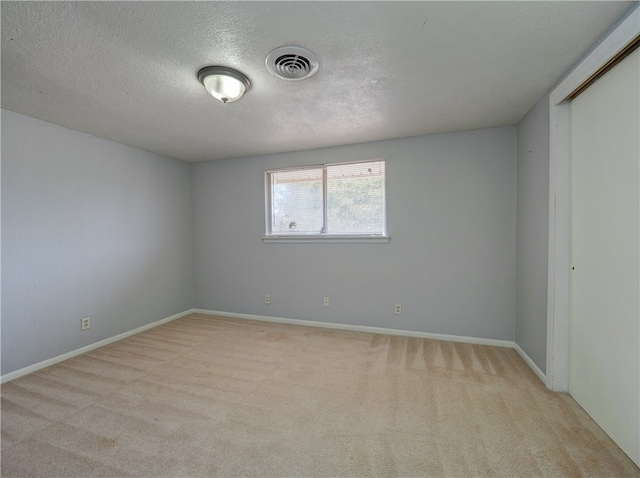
1 110 193 375
192 127 517 340
515 96 550 373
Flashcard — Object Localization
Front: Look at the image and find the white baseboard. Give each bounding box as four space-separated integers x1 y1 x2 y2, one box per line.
1 309 194 384
514 342 546 383
2 308 546 387
192 309 515 348
198 310 548 385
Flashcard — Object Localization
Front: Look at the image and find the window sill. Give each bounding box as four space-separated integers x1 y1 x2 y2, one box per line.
262 235 390 244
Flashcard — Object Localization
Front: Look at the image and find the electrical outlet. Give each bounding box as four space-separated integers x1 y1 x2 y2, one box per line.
264 294 271 305
394 304 402 315
81 316 91 330
323 297 330 308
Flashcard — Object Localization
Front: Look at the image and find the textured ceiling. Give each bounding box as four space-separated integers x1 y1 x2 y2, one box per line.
1 1 635 162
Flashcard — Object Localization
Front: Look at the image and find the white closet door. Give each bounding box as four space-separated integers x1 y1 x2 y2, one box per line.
570 47 639 466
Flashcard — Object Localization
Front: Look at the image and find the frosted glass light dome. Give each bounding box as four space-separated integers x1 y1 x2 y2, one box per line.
198 66 251 103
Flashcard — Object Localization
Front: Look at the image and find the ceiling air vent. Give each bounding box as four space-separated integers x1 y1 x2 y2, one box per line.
265 46 319 81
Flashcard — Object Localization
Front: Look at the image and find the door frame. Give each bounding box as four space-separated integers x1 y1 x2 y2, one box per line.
546 5 639 392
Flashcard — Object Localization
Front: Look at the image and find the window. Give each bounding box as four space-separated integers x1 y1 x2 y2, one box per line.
264 159 387 242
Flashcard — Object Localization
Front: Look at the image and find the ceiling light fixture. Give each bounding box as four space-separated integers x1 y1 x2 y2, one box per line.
198 66 251 103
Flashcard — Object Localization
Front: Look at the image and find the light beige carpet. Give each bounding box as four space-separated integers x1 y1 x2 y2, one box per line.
2 313 638 477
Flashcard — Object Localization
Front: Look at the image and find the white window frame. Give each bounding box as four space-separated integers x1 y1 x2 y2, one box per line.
263 159 389 243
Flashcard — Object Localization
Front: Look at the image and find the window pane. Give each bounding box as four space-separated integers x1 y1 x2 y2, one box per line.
266 160 386 237
271 168 323 233
327 161 385 234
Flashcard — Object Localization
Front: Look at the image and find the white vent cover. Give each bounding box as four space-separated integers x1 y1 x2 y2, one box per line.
265 46 319 81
